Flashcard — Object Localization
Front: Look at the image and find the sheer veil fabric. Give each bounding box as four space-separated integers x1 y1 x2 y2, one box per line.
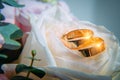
18 5 120 80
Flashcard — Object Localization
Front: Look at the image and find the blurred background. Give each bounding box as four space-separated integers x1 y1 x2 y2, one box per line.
64 0 120 41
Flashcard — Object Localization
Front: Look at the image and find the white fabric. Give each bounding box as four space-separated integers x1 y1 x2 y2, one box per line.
19 5 120 80
15 0 70 32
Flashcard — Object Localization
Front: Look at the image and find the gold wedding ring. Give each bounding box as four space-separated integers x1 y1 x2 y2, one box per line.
61 29 105 57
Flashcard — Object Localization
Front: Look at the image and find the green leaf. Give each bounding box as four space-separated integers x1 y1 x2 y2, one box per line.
16 64 46 78
0 2 4 9
0 54 7 58
0 13 5 21
2 0 24 7
0 22 23 50
11 76 33 80
30 68 45 79
10 29 23 40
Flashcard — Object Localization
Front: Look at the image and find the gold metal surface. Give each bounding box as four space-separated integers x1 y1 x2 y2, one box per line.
61 29 105 57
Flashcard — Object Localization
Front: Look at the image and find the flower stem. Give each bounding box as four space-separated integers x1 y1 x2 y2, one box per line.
26 50 36 79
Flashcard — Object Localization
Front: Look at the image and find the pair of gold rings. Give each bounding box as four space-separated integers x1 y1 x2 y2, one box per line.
61 29 105 57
